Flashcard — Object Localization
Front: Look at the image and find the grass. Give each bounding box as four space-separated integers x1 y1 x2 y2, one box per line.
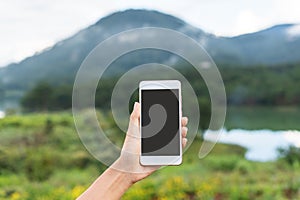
123 140 300 199
0 109 300 199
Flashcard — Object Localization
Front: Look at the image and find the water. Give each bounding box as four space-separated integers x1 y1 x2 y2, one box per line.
204 129 300 162
0 110 5 119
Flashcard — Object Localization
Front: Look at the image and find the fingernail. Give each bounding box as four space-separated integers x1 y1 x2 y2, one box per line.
134 102 138 110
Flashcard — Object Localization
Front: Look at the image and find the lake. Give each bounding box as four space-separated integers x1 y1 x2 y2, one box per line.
0 110 5 119
204 129 300 162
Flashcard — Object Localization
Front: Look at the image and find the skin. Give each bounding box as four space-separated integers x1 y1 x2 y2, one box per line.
77 102 188 200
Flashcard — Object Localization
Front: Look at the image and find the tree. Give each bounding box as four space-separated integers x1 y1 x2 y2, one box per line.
21 82 53 112
51 85 72 110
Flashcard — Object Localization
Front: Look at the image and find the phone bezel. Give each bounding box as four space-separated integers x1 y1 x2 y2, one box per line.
139 80 182 166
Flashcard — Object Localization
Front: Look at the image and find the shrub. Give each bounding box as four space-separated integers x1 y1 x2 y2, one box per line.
24 149 56 181
204 155 240 172
278 146 300 165
157 176 189 199
235 160 252 175
0 148 25 174
72 151 95 169
123 180 156 200
44 118 54 135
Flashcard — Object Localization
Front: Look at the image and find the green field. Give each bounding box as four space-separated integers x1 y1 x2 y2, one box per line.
0 108 300 200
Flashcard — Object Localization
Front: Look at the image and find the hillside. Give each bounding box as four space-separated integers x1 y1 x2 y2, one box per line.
1 111 300 199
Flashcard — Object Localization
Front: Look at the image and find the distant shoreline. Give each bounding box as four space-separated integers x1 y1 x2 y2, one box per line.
204 129 300 162
0 110 5 119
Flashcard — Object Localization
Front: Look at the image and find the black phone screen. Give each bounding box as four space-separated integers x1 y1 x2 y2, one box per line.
141 89 180 156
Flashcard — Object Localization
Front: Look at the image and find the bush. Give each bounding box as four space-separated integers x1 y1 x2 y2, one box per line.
235 160 252 174
24 148 56 181
278 146 300 165
44 118 54 135
0 148 25 174
204 155 240 172
72 151 95 169
157 176 189 199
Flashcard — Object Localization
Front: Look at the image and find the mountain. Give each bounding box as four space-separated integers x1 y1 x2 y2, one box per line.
224 24 300 65
0 9 300 106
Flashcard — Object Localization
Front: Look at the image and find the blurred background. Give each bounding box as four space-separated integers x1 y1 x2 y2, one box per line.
0 0 300 199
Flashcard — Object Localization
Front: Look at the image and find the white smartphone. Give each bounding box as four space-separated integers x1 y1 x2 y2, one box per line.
139 80 182 166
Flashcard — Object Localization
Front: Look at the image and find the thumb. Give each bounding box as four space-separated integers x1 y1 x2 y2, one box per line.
127 102 140 138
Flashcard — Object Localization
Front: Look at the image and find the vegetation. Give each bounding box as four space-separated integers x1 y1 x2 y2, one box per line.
278 146 300 166
3 63 299 199
19 63 300 130
21 82 72 112
0 112 299 200
21 63 300 109
220 64 300 105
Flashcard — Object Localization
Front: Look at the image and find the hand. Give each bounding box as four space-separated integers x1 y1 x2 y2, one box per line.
77 102 188 200
112 102 189 184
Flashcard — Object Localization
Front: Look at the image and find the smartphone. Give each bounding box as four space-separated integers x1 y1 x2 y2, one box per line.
139 80 182 165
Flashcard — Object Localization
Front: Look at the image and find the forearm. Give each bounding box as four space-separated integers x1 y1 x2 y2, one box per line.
77 167 133 200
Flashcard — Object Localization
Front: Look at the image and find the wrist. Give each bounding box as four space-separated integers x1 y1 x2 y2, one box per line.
109 160 135 188
77 162 134 200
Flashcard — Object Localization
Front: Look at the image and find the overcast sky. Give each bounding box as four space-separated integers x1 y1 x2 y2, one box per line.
0 0 300 67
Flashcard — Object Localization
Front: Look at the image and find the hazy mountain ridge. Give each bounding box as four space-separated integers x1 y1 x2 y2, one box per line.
0 9 300 104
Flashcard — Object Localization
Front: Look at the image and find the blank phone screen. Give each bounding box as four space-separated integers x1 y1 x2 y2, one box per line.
141 89 180 156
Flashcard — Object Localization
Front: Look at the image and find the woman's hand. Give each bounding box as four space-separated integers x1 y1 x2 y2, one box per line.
113 102 189 184
77 102 188 200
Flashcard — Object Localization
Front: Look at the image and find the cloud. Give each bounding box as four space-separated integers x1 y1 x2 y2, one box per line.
275 0 300 22
286 24 300 39
232 10 267 36
0 0 105 67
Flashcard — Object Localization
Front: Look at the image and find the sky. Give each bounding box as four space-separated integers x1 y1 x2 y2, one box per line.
0 0 300 67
